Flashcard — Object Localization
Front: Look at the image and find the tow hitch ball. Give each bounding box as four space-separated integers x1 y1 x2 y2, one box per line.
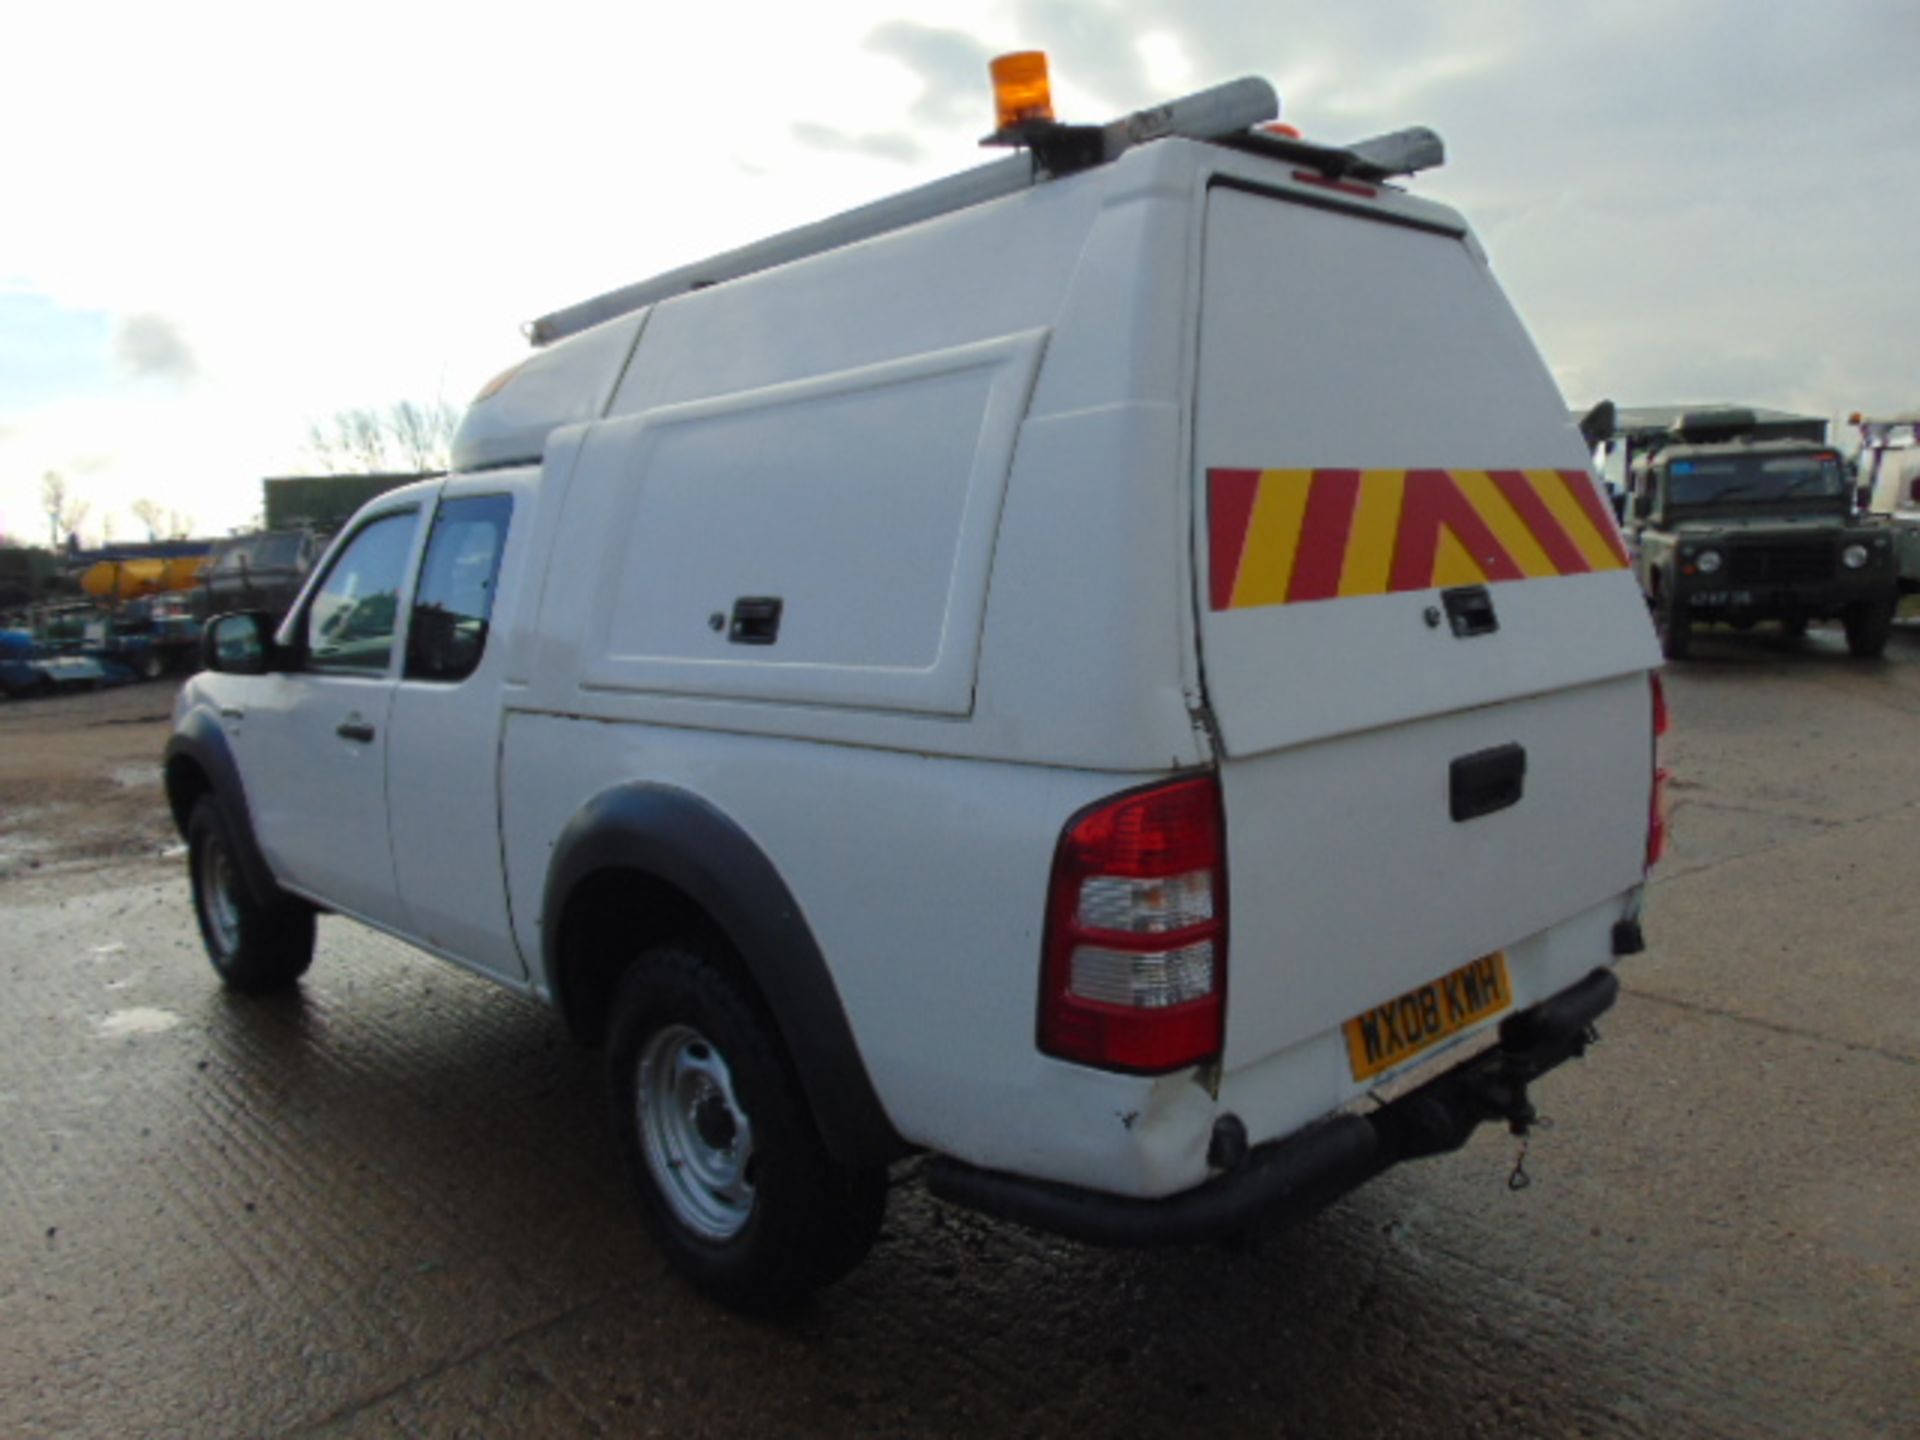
1479 1023 1602 1190
1472 1074 1542 1191
1474 1073 1538 1137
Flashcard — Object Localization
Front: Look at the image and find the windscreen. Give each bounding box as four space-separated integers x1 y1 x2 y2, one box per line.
1667 452 1844 505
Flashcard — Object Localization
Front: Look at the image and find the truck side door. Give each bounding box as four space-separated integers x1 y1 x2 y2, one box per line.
244 505 425 926
384 481 529 982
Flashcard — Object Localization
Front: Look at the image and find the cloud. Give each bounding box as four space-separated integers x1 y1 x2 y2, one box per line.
1009 0 1150 108
790 122 925 165
997 0 1918 420
3 0 1917 544
113 313 197 383
866 21 998 128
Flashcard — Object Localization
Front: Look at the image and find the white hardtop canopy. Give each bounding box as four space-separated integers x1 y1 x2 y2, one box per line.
525 78 1443 348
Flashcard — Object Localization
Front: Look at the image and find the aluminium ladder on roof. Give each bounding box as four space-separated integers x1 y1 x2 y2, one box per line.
526 77 1282 348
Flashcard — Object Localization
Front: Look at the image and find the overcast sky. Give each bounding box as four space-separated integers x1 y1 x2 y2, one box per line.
3 0 1915 544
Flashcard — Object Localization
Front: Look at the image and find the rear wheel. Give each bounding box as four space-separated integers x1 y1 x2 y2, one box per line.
1780 614 1809 639
187 800 315 992
607 942 887 1313
1844 599 1894 658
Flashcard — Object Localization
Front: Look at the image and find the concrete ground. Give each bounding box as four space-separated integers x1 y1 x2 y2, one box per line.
1 623 1916 1439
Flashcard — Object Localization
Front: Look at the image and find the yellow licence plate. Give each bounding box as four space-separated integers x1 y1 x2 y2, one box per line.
1343 952 1513 1082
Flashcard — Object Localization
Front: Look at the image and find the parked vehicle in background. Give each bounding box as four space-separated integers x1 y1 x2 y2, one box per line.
106 593 203 678
1853 412 1920 595
1613 406 1897 659
190 478 432 639
197 530 326 629
22 595 199 683
0 645 133 698
168 60 1663 1313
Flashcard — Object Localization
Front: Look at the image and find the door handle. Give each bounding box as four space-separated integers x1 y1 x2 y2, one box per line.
1450 743 1526 821
336 721 377 744
728 596 784 645
219 707 245 721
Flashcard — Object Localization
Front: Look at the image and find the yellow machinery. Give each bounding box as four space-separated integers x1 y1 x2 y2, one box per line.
79 555 207 600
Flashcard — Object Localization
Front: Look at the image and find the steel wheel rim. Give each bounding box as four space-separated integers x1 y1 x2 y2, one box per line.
198 834 242 958
636 1023 756 1241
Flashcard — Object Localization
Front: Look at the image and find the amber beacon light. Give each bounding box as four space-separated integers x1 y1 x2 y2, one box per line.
990 51 1054 131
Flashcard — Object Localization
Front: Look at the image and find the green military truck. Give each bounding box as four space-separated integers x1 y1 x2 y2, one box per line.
1607 406 1898 660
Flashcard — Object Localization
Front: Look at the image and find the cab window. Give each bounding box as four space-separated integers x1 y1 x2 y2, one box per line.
303 510 418 673
405 495 513 683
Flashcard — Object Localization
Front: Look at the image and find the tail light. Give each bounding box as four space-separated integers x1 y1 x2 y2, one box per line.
1647 673 1670 869
1038 775 1227 1073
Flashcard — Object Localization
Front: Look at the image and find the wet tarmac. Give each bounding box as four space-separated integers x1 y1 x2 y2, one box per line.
2 622 1917 1438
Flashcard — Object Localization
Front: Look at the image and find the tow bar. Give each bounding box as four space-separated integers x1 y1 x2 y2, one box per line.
927 968 1620 1247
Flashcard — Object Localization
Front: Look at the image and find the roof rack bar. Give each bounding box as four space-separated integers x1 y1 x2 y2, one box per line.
527 76 1280 348
527 154 1033 347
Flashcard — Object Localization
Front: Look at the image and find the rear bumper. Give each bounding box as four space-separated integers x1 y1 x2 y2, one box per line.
926 967 1618 1247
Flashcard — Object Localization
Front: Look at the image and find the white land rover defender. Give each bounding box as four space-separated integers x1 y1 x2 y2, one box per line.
167 61 1666 1311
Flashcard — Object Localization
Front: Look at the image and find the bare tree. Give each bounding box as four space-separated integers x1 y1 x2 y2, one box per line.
131 498 166 541
42 471 90 549
303 401 457 475
303 418 342 473
388 400 459 472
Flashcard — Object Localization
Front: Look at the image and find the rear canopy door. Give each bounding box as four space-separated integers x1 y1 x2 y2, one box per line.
1192 182 1659 1086
1195 183 1656 757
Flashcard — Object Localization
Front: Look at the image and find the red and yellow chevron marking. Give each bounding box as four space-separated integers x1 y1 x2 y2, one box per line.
1208 467 1628 612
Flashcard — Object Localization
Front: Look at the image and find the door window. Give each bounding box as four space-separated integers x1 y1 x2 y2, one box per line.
405 495 513 683
304 510 418 673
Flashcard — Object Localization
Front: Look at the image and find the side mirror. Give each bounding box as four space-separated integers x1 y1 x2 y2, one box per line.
1577 399 1617 450
202 611 277 675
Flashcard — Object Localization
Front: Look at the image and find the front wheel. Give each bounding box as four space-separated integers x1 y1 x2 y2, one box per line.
607 943 887 1313
1844 599 1895 658
1656 593 1692 661
187 799 315 992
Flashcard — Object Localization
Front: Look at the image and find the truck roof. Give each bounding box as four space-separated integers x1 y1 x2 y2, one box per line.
1593 404 1829 444
1656 435 1835 464
525 78 1443 348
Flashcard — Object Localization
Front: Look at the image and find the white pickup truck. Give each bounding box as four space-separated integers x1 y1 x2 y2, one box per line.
166 67 1664 1312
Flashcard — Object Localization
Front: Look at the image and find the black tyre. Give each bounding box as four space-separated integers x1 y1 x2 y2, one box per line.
187 799 315 992
607 943 887 1313
1780 614 1809 639
1656 593 1691 661
137 648 165 681
1844 599 1894 658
